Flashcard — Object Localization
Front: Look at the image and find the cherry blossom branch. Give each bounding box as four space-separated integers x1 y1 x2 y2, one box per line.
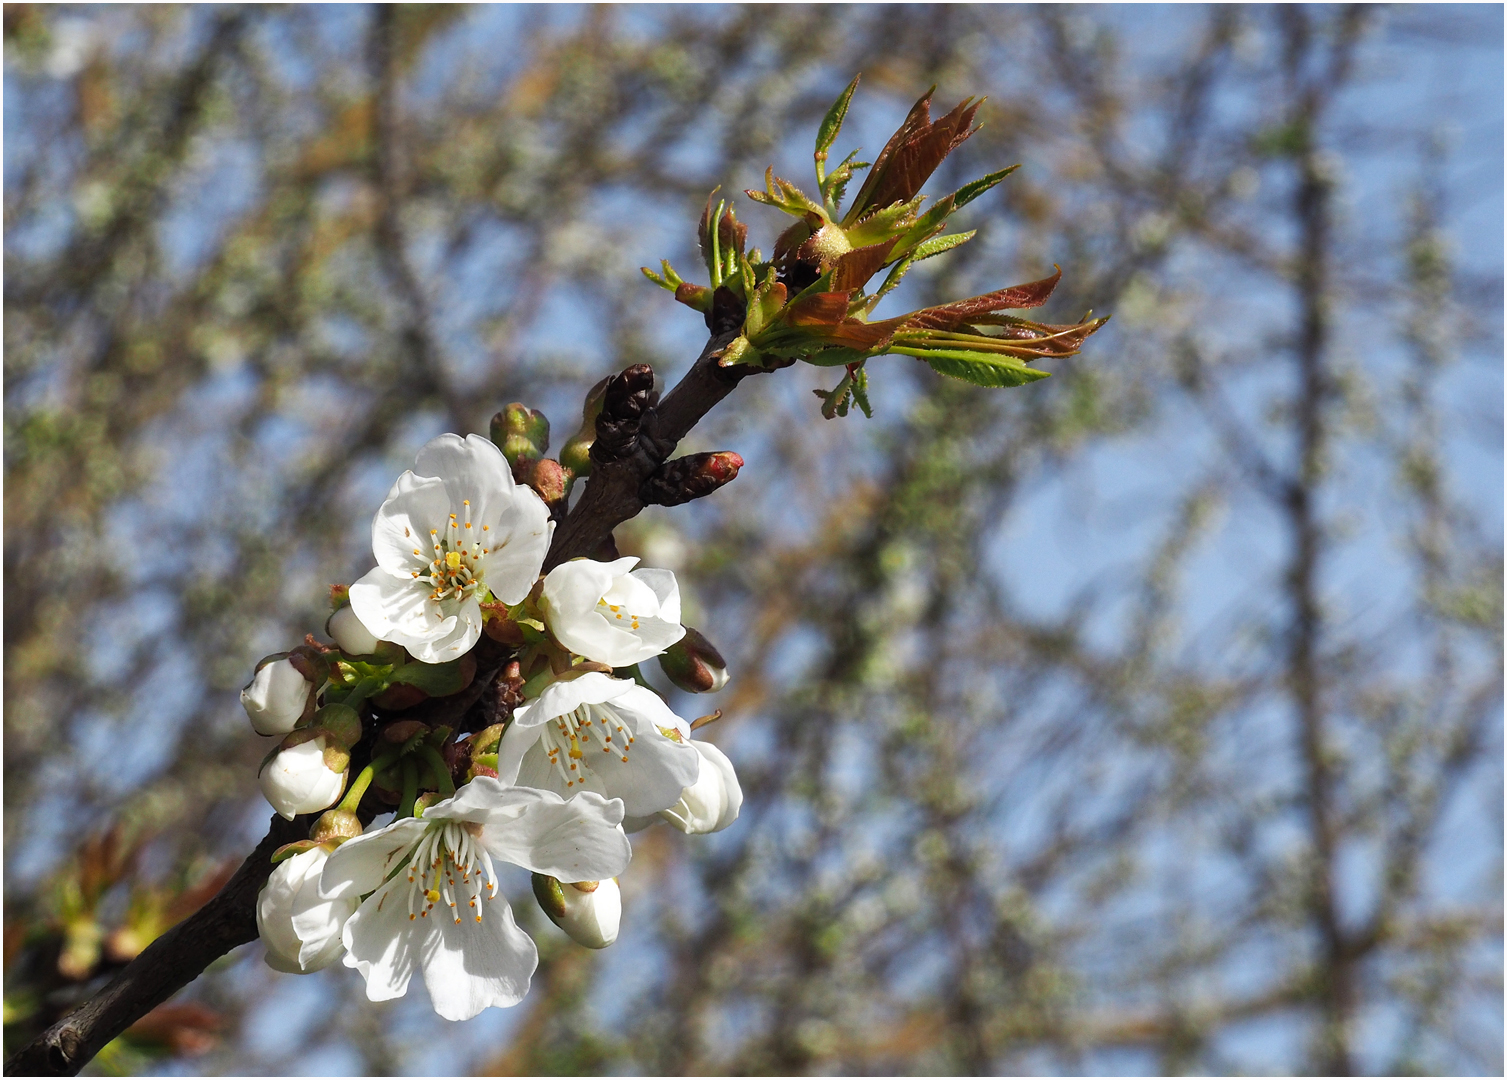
5 327 760 1077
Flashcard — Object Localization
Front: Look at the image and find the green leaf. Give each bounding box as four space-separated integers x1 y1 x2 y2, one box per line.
816 74 862 160
850 366 873 418
389 658 468 696
866 256 913 311
845 195 924 247
952 164 1021 210
894 346 1050 388
912 230 976 261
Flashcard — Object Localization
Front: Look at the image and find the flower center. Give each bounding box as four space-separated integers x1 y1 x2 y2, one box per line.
541 703 634 788
403 822 498 925
596 599 642 631
409 500 493 603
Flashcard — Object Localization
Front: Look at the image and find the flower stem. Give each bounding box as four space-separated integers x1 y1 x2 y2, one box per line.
396 758 419 819
337 751 401 814
419 746 456 798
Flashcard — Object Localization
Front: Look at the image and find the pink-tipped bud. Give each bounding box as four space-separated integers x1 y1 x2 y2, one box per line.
640 451 744 507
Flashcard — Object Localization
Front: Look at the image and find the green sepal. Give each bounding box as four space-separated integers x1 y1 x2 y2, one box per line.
823 150 869 213
889 194 956 258
271 840 321 865
388 658 468 697
531 873 567 921
818 373 853 419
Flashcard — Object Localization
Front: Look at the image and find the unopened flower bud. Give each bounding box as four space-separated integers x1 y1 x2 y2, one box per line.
640 451 744 508
309 808 362 844
260 735 346 820
559 378 608 477
657 627 729 693
327 605 381 657
257 845 357 974
531 874 621 949
242 654 316 737
491 403 550 476
524 458 569 506
660 740 742 834
312 704 362 750
372 682 428 711
380 719 429 746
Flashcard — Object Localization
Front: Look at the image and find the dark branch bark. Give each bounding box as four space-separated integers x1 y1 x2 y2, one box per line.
8 327 756 1076
5 815 305 1076
544 329 744 569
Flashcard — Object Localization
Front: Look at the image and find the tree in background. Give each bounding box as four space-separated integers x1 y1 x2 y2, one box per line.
4 5 1501 1075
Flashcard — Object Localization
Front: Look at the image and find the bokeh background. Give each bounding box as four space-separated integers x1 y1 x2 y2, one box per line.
4 4 1502 1075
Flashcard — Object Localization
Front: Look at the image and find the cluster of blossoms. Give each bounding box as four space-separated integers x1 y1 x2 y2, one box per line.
244 433 739 1021
238 74 1104 1026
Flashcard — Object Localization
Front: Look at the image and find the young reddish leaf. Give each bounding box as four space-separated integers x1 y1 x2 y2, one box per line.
784 291 853 327
831 242 892 292
901 266 1063 330
843 88 982 224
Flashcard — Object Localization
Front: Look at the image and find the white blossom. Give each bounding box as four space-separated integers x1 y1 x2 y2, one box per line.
327 604 381 657
349 434 553 665
539 557 684 667
241 657 314 736
656 740 742 835
319 777 631 1021
260 737 346 820
539 876 621 949
497 672 700 817
257 845 357 973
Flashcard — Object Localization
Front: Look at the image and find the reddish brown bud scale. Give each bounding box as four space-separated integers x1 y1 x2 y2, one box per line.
640 451 744 507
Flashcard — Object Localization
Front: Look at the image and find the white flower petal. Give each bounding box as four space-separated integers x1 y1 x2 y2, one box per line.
660 739 742 834
540 558 686 666
470 787 632 883
259 738 345 820
371 472 451 575
477 500 554 606
420 897 538 1021
350 570 480 662
413 433 512 529
319 817 429 900
342 876 427 1002
403 596 482 664
630 567 682 625
241 658 312 737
